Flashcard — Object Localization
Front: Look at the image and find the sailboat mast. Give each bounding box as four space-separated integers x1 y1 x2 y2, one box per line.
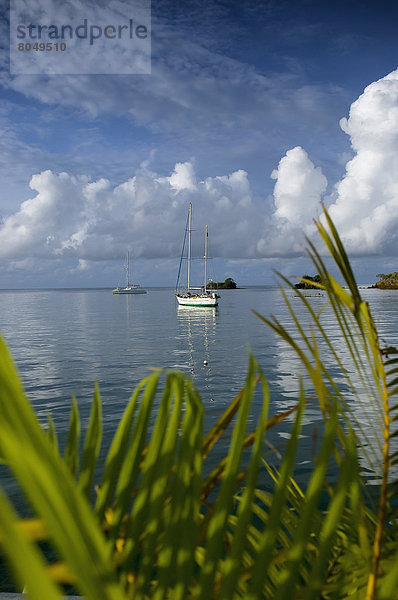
204 224 208 292
126 251 130 287
187 203 192 293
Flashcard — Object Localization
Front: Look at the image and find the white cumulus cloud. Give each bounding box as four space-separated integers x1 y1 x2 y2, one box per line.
263 146 327 255
157 162 197 192
328 69 398 255
268 68 398 258
0 162 263 262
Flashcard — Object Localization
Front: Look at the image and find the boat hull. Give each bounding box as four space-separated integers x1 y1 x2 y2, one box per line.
113 287 147 294
175 293 218 307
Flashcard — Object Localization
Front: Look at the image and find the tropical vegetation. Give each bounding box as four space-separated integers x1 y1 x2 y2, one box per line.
374 272 398 289
0 207 398 599
294 273 323 289
208 276 237 289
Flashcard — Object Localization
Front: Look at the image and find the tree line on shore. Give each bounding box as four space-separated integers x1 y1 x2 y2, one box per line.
296 272 398 289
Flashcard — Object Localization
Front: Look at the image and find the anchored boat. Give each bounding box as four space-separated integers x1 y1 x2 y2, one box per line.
113 252 147 295
175 203 219 307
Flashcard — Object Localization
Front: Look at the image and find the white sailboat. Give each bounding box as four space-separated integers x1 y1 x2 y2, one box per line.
113 251 147 294
175 203 219 307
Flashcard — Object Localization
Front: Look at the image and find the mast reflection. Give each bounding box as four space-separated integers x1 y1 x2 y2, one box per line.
175 305 217 402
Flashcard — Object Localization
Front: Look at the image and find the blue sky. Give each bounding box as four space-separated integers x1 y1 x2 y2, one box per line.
1 0 398 287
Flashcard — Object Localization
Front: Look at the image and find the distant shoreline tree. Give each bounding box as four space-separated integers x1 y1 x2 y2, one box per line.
294 274 323 289
208 277 237 289
373 272 398 289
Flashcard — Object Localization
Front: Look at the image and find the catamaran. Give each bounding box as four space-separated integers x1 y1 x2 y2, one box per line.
175 203 219 307
113 251 147 294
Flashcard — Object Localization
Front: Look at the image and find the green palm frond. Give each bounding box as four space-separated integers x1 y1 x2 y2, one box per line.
255 206 397 599
79 381 102 498
0 335 126 600
64 394 80 478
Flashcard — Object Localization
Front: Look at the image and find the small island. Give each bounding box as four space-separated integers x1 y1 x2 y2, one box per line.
294 274 323 289
207 277 237 289
373 272 398 289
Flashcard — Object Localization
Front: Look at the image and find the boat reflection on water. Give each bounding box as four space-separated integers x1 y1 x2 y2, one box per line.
174 305 218 403
177 306 217 319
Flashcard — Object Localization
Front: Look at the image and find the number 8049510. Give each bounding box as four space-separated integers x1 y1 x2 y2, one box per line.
18 42 66 51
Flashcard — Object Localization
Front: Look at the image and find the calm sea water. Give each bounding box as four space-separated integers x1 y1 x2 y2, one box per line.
1 286 398 491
